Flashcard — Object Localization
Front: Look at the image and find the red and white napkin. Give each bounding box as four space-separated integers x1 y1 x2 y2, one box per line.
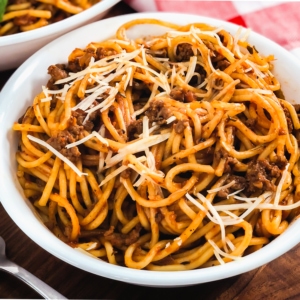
124 0 300 59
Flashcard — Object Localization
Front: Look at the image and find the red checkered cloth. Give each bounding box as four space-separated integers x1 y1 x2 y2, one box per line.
124 0 300 59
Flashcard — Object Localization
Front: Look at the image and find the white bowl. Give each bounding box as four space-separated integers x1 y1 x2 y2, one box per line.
1 12 300 287
0 0 120 71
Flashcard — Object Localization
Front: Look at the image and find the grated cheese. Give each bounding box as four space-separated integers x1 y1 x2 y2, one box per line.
227 188 244 199
233 26 243 58
170 65 176 89
274 163 290 207
166 116 177 124
210 194 300 212
71 85 112 112
245 59 266 79
65 131 108 149
141 47 148 66
86 242 98 251
128 163 157 187
225 237 236 251
196 192 227 249
238 192 272 220
207 180 236 194
83 87 119 121
133 174 147 187
174 237 182 246
207 49 218 74
56 84 70 101
27 134 87 177
41 86 52 102
98 151 105 174
185 56 198 84
104 150 113 164
97 125 106 173
99 165 128 187
208 239 241 261
105 132 171 168
213 249 225 265
123 67 133 91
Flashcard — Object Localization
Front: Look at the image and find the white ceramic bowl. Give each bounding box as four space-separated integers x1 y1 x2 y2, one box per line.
0 0 120 71
1 12 300 287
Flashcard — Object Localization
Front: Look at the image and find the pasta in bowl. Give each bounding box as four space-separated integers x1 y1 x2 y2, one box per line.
1 12 300 286
0 0 120 71
1 0 102 36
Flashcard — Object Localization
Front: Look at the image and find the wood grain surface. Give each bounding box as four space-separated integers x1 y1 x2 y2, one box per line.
1 2 300 299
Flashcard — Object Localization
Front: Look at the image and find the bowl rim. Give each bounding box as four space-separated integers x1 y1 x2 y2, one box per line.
1 11 300 286
0 0 121 46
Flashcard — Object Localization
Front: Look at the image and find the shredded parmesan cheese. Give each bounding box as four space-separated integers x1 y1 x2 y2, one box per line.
207 180 236 194
105 132 171 168
65 131 108 149
208 239 241 261
274 163 290 207
27 135 87 177
174 237 182 246
166 116 177 124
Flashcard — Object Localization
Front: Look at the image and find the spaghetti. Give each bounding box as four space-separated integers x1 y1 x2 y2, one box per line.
13 18 300 270
0 0 101 36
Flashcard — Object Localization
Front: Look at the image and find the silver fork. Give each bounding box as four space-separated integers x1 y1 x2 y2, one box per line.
0 236 67 299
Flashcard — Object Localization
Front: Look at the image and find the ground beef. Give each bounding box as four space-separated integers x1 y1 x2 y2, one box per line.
71 110 95 132
96 47 117 60
212 53 231 71
244 118 257 131
184 90 197 102
215 148 238 174
176 43 194 62
103 225 141 250
145 100 173 125
229 175 247 190
46 126 83 162
120 169 132 179
273 155 288 169
48 64 68 82
158 106 174 122
217 175 246 198
216 189 228 199
13 15 36 26
169 88 197 103
47 64 68 89
67 48 97 72
223 156 239 174
127 119 143 140
67 60 82 73
174 120 189 134
208 43 231 71
170 87 185 102
245 159 282 193
68 124 83 138
67 47 117 73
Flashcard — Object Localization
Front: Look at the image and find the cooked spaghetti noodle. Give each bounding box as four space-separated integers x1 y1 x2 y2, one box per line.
13 18 300 270
0 0 101 36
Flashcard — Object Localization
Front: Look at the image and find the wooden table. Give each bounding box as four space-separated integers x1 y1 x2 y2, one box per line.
1 1 300 299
